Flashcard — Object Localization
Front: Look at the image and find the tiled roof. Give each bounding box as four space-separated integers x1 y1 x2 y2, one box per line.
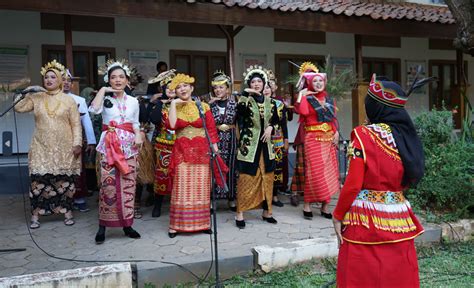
191 0 454 24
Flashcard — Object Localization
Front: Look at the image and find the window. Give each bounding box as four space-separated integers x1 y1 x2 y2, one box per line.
428 60 468 110
362 58 401 83
42 45 115 92
170 50 228 96
275 54 325 105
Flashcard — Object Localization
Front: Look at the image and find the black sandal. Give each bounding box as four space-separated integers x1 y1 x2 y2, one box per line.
303 210 313 220
262 216 278 224
235 218 246 229
321 211 333 219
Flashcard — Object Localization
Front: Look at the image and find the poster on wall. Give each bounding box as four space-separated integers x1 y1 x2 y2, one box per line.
241 54 267 73
0 47 29 90
128 50 160 95
331 57 354 76
406 60 427 94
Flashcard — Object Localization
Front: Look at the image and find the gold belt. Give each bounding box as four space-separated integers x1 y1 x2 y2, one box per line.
217 124 235 132
305 123 332 132
176 126 205 139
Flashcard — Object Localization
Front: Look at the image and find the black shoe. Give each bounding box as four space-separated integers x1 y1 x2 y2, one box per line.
95 232 105 244
152 205 162 218
262 216 278 224
321 211 333 219
272 200 284 207
168 231 178 238
235 219 246 229
152 196 163 218
303 210 313 220
123 227 141 239
202 229 212 234
229 206 237 212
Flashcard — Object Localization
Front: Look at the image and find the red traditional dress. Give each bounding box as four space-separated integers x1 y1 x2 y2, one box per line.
294 92 339 203
333 123 424 288
154 103 176 196
168 101 226 232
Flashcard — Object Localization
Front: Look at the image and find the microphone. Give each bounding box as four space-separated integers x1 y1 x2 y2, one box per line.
17 86 46 95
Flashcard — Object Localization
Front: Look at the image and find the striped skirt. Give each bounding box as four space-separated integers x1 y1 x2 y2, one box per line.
303 131 339 203
99 157 137 227
169 162 211 232
290 144 305 194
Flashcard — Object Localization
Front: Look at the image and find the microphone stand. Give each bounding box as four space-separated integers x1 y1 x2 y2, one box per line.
194 97 228 287
0 93 26 118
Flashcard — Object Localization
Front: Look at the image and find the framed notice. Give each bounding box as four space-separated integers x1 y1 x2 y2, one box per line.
332 57 354 76
241 54 267 73
406 60 427 94
0 47 29 86
128 50 160 94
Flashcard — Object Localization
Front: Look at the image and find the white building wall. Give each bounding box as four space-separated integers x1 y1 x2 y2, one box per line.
0 10 472 153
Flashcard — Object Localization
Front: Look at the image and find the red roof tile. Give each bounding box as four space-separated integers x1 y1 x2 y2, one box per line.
190 0 454 24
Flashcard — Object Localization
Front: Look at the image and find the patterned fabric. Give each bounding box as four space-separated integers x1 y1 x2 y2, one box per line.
99 157 137 227
236 95 276 163
237 155 274 213
14 92 82 176
365 123 400 160
290 144 305 194
210 100 238 200
272 129 285 190
303 131 339 203
343 190 417 233
169 162 211 232
154 141 174 195
30 174 76 215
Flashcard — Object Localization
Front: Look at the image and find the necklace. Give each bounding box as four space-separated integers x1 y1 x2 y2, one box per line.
114 95 127 123
44 91 62 117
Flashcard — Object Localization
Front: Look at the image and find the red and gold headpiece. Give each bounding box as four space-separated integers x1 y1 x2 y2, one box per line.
368 74 407 108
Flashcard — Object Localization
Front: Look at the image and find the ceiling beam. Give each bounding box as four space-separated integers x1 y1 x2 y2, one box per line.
0 0 457 38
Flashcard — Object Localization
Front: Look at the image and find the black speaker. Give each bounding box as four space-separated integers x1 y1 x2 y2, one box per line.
2 131 12 156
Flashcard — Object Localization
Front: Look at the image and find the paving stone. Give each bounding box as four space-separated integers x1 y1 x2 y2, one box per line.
0 267 27 277
23 260 53 270
267 232 289 240
180 246 204 255
278 224 300 233
2 258 30 268
289 232 311 240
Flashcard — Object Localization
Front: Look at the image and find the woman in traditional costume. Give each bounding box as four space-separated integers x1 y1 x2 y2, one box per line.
333 74 428 287
148 69 176 217
294 62 339 220
89 59 142 244
167 73 226 238
235 66 279 228
262 70 288 207
208 71 238 211
15 60 82 228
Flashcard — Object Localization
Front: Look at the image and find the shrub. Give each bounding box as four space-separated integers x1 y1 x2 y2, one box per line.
407 108 474 222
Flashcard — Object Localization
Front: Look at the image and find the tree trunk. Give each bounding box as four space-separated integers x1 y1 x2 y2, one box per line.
445 0 474 56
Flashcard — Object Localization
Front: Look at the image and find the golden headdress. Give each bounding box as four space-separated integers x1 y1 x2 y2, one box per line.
98 59 131 83
243 65 268 86
148 69 176 86
211 70 231 87
168 73 195 90
299 61 319 75
40 60 65 76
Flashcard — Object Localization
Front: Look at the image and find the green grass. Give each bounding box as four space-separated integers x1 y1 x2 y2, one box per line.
153 241 474 288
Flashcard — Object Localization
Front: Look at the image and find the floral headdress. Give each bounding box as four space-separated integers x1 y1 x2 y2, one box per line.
243 65 269 87
168 73 195 90
40 60 65 77
98 59 131 83
297 61 326 92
